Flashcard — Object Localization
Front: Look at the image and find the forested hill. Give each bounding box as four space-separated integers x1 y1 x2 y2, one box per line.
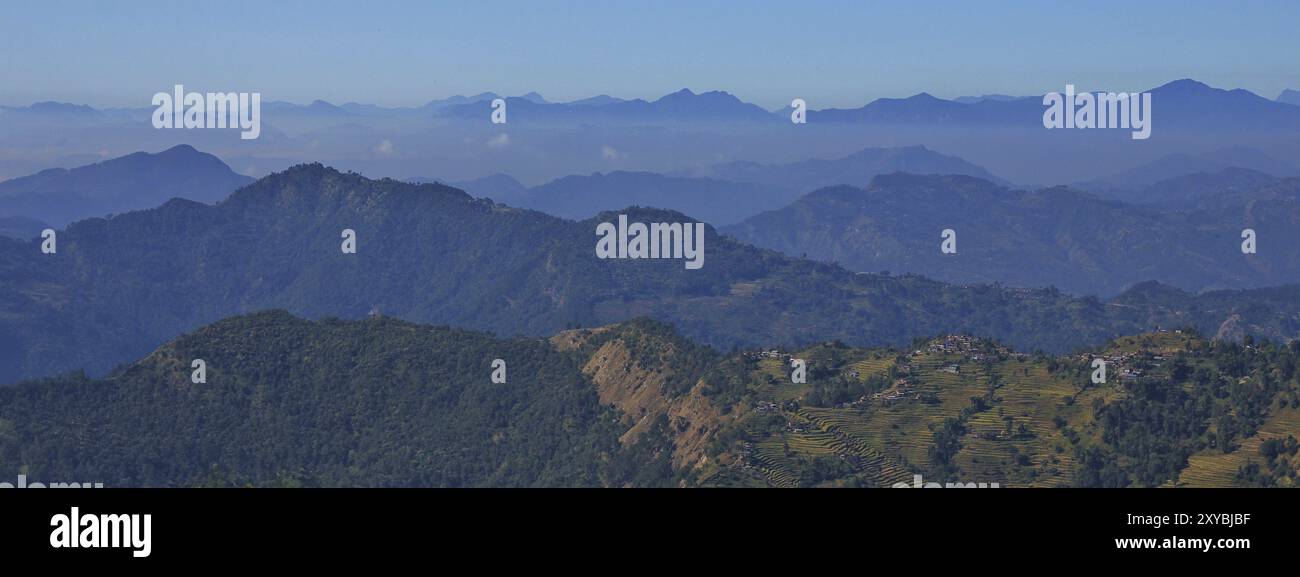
4 312 1299 488
3 163 1300 384
0 311 678 487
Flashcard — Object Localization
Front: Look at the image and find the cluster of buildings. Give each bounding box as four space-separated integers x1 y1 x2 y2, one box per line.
753 401 779 414
1075 348 1172 383
746 349 793 362
870 378 922 406
915 334 1015 364
921 335 983 355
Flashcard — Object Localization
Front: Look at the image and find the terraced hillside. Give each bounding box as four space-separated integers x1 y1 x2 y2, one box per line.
696 331 1300 488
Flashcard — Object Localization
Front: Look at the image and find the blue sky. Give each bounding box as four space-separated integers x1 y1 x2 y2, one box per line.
2 0 1298 109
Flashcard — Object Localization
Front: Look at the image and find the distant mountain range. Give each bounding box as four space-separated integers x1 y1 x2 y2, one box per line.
426 79 1300 129
1 92 524 120
11 78 1297 129
723 172 1300 296
0 145 253 226
437 88 776 123
421 145 1005 225
184 89 774 123
472 171 789 225
671 145 1010 189
271 92 512 117
1076 146 1300 198
5 163 1300 385
808 79 1300 130
6 78 1299 188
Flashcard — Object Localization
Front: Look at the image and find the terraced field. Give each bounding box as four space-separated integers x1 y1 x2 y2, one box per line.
797 407 915 486
749 438 800 487
750 357 809 402
954 361 1096 486
743 349 1072 486
707 332 1300 488
1175 404 1300 487
846 356 895 381
744 411 915 487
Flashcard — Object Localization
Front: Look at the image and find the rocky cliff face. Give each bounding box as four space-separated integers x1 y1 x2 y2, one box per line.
553 325 725 470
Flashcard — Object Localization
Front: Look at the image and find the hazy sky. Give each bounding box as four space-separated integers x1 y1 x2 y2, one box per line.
3 0 1298 109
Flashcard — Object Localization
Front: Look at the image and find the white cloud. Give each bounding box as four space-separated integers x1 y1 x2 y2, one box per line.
486 133 510 148
601 145 623 160
375 139 395 155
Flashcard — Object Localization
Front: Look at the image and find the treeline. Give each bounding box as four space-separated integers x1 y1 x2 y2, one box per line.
0 311 679 487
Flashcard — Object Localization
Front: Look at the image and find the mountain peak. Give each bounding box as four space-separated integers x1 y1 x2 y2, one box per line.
279 161 343 178
309 99 342 108
13 101 101 116
144 144 243 174
653 88 699 103
1152 78 1214 94
519 91 548 104
589 205 705 225
565 94 626 107
227 162 474 211
158 143 200 156
905 92 943 102
655 88 750 102
0 146 252 226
